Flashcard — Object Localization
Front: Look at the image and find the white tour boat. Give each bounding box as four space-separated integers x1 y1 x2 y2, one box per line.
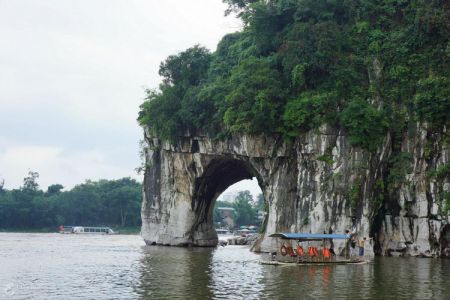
59 226 116 234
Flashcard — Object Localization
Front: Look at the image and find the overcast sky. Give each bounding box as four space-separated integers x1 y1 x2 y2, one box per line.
0 0 260 196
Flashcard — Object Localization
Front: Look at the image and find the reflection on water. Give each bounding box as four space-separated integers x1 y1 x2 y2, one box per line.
136 246 214 299
135 245 265 299
0 233 449 299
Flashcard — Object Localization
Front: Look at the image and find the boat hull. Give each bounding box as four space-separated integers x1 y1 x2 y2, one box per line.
260 259 370 266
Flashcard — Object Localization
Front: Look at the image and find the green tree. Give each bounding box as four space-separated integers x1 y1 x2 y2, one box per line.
159 45 211 87
108 183 141 227
31 196 55 227
46 184 64 196
283 91 337 136
232 191 256 226
0 179 4 194
224 56 286 133
0 173 143 230
415 76 450 128
0 191 14 227
340 99 388 152
222 0 259 19
138 46 213 140
255 193 264 211
23 171 39 192
138 0 449 156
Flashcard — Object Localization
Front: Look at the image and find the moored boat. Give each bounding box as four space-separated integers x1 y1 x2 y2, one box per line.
260 259 369 266
59 225 116 234
261 232 371 265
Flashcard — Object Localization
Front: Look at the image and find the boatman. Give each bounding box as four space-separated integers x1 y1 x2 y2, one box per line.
349 234 357 257
359 237 373 256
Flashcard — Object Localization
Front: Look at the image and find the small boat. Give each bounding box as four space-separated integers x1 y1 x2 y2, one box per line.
59 226 115 234
261 232 370 265
216 228 231 235
260 259 369 266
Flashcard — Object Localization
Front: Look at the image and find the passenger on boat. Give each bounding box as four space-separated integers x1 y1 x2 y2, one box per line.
329 247 336 256
359 238 365 256
350 235 358 256
271 252 277 261
359 237 373 256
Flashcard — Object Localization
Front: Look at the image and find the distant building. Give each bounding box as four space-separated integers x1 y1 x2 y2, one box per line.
217 207 235 228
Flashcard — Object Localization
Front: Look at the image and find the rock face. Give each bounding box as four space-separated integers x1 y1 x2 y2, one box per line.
141 124 449 257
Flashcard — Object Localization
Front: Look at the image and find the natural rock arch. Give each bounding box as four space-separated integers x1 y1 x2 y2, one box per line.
141 133 298 250
141 125 449 256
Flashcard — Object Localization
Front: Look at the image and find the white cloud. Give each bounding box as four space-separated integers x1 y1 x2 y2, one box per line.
218 179 263 201
0 0 241 189
0 143 139 190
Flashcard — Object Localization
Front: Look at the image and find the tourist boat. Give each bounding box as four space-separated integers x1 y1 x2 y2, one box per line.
216 228 231 235
260 232 369 265
59 226 116 234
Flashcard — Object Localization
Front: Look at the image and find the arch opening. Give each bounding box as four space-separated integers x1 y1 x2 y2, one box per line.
214 179 264 232
191 158 266 245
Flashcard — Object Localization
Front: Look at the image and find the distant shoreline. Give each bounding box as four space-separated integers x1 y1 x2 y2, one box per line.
0 226 141 235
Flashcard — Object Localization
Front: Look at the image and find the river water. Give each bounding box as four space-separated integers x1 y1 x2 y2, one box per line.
0 233 449 299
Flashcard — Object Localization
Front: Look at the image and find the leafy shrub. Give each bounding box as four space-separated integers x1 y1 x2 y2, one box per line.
415 76 450 128
224 57 286 133
283 91 337 137
387 152 413 191
340 99 388 152
435 163 450 181
316 154 334 166
349 180 361 214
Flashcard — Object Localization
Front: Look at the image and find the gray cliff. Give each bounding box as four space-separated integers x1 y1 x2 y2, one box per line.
141 123 449 257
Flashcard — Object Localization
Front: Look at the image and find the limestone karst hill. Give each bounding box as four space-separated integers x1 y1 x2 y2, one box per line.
138 0 449 257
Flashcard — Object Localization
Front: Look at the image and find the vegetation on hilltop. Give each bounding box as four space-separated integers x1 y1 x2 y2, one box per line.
138 0 449 154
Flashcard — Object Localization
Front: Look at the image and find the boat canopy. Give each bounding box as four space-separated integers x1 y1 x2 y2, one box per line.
269 232 350 241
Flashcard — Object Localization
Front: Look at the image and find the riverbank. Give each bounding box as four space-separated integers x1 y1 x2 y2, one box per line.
0 226 141 235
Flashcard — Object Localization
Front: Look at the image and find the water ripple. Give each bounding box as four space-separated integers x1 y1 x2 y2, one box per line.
0 233 449 299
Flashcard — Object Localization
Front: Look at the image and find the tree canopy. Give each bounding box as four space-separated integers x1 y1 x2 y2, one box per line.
214 191 265 228
138 0 449 153
0 172 142 230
